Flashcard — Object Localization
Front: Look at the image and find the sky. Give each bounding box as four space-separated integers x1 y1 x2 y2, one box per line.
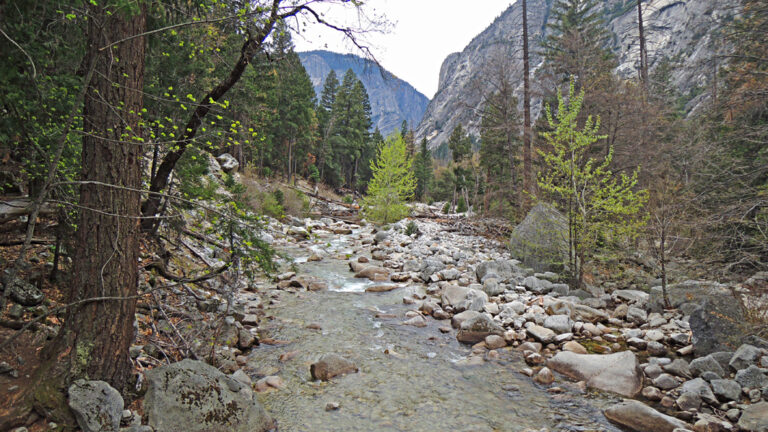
292 1 515 99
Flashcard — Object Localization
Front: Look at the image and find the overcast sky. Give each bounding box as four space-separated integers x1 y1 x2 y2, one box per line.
292 1 515 99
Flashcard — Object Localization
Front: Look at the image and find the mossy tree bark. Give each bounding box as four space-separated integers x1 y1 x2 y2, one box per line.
0 3 146 429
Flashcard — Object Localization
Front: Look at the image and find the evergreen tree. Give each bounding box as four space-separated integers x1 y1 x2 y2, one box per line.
448 125 472 212
329 69 373 190
414 138 433 201
362 134 416 223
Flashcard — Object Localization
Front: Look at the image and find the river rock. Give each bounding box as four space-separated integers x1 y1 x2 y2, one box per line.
355 266 389 281
711 379 742 402
482 278 505 296
508 203 568 272
693 413 733 432
452 310 481 329
547 351 643 397
144 359 274 432
543 314 574 334
690 355 726 378
527 324 557 344
563 341 588 354
310 354 359 381
457 314 504 344
604 400 692 432
485 334 507 349
681 378 718 405
68 380 123 432
729 344 764 371
547 300 609 323
420 258 446 282
690 296 750 356
476 259 517 282
664 359 692 379
738 401 768 431
534 367 555 385
735 365 768 390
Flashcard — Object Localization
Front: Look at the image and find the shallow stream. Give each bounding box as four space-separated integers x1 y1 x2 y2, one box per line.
247 231 624 432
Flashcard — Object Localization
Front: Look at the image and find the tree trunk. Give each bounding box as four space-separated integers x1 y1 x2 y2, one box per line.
637 0 649 95
522 0 533 211
28 3 145 424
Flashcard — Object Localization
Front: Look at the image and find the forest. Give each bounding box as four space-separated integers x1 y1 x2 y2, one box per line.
0 0 767 431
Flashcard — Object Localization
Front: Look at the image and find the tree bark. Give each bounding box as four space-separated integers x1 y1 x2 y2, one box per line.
522 0 533 212
637 0 649 95
27 3 146 424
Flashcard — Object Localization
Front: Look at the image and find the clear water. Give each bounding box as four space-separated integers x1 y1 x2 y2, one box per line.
248 234 623 432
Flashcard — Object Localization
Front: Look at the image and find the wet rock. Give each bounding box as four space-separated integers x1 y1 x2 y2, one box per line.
604 400 692 432
547 351 643 397
325 402 340 411
310 354 358 381
735 365 768 390
457 314 504 344
68 380 123 432
711 379 741 402
365 284 399 293
8 278 44 306
485 335 506 350
534 367 555 385
403 315 428 328
452 310 481 329
254 376 284 392
144 359 274 432
729 344 763 371
355 266 389 281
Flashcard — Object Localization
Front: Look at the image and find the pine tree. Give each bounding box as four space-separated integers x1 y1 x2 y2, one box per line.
362 134 416 223
448 125 472 212
414 138 433 201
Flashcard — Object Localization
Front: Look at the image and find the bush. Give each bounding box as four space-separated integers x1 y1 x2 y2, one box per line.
456 196 468 213
442 202 451 214
405 221 420 236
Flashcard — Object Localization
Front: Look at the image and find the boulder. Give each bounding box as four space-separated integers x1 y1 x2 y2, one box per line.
612 289 650 306
603 400 692 432
546 300 609 323
68 380 123 432
7 278 44 306
693 414 733 432
690 355 726 378
522 276 554 294
144 359 274 432
216 153 239 173
355 266 389 281
690 296 751 356
548 351 643 397
482 278 505 296
711 379 741 402
420 258 446 282
509 203 569 272
735 365 768 390
442 286 487 313
457 314 504 344
738 401 768 432
526 324 557 344
626 306 648 325
310 354 358 381
680 378 717 405
543 314 574 334
475 259 517 282
452 310 481 329
729 344 764 371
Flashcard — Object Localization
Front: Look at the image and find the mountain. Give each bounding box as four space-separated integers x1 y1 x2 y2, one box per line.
298 50 430 136
416 0 739 150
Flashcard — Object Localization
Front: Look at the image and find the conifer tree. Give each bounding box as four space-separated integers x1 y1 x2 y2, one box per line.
414 138 433 201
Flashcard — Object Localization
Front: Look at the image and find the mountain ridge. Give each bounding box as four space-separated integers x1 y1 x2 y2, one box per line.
298 50 430 136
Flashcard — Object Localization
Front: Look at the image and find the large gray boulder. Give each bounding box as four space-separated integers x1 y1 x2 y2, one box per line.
441 285 487 313
144 359 274 432
603 400 692 432
475 260 517 283
508 203 569 272
690 295 751 356
68 380 123 432
548 351 643 397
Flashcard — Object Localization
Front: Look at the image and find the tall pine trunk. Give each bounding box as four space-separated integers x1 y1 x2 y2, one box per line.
28 3 145 423
522 0 533 211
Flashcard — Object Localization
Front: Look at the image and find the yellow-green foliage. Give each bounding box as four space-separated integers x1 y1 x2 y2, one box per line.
537 80 648 285
362 134 416 223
